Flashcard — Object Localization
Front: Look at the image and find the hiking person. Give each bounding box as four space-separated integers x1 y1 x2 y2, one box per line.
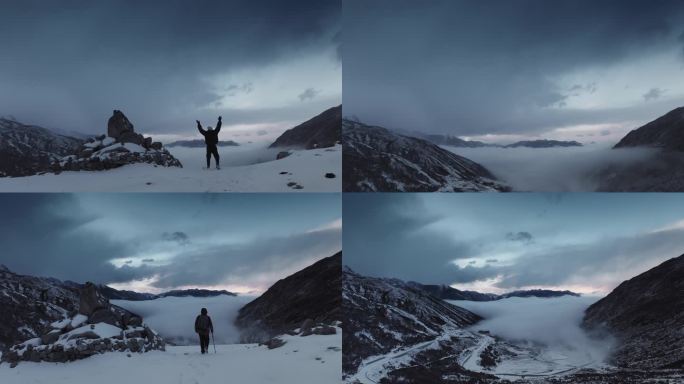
194 307 214 354
196 116 222 169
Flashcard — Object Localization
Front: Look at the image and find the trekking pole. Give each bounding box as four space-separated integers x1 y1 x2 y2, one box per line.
212 331 216 354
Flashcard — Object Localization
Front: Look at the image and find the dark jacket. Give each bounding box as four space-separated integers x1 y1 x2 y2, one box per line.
197 119 222 146
195 314 214 335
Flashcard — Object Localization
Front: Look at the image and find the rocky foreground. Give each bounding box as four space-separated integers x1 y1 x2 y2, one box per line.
0 267 164 367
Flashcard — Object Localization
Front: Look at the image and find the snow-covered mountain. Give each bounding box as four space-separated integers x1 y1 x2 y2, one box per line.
342 267 487 380
342 119 510 192
270 105 341 149
0 118 83 177
166 139 239 148
583 253 684 369
235 253 341 343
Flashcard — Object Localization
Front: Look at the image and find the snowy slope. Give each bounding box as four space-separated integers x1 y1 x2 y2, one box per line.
0 144 341 192
342 119 509 192
0 331 342 384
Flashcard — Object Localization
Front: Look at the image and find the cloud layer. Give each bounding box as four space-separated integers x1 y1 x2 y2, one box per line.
344 0 684 140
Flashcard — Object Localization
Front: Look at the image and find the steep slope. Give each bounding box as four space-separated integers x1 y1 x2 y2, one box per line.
0 118 83 177
342 119 510 192
583 254 684 369
235 253 341 342
269 105 341 149
343 267 482 375
614 106 684 151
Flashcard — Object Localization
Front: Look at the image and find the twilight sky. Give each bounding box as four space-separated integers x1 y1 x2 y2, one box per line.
0 0 340 142
0 194 341 294
344 193 684 295
343 0 684 144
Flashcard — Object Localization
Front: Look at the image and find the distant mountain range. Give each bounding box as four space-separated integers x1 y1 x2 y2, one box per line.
342 119 510 192
269 105 341 149
166 139 239 148
417 133 583 149
583 254 684 369
99 285 236 301
408 282 579 301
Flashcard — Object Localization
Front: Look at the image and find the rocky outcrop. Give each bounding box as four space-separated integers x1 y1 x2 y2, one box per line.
0 267 164 367
614 106 684 151
342 119 510 192
343 267 482 375
51 110 182 172
269 105 341 149
0 118 83 177
235 252 341 343
583 254 684 369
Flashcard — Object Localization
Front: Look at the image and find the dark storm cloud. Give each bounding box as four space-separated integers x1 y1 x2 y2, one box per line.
344 0 684 136
0 0 340 134
0 195 151 283
343 194 475 284
493 227 684 289
298 88 321 102
0 194 341 291
162 231 190 245
506 231 533 244
150 227 341 289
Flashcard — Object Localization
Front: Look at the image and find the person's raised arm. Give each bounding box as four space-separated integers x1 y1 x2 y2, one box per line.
196 120 206 135
215 116 222 133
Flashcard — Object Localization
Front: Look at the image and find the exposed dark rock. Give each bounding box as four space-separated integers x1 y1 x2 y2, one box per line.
342 119 510 192
269 105 341 149
583 254 684 369
504 139 582 148
0 118 83 177
324 172 336 179
614 106 684 151
276 151 291 160
107 110 135 140
235 252 341 343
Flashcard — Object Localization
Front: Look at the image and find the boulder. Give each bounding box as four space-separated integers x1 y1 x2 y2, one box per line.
276 151 291 160
142 137 152 149
89 308 120 327
40 330 61 345
107 110 135 139
300 318 314 336
78 282 109 316
263 337 286 350
312 325 337 335
151 142 163 150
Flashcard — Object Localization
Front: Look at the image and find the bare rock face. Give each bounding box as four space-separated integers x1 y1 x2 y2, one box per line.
614 106 684 151
583 254 684 369
269 105 341 149
235 253 341 343
78 282 109 316
107 110 135 140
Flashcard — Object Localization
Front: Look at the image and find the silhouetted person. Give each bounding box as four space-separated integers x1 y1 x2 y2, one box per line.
194 307 214 354
196 116 222 169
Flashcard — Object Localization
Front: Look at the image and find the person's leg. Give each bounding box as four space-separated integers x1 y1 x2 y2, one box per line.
199 334 204 353
205 147 211 169
212 147 220 169
202 334 209 353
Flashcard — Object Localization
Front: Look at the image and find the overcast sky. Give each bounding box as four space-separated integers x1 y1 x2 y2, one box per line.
344 0 684 144
344 193 684 295
0 0 340 142
0 194 341 294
